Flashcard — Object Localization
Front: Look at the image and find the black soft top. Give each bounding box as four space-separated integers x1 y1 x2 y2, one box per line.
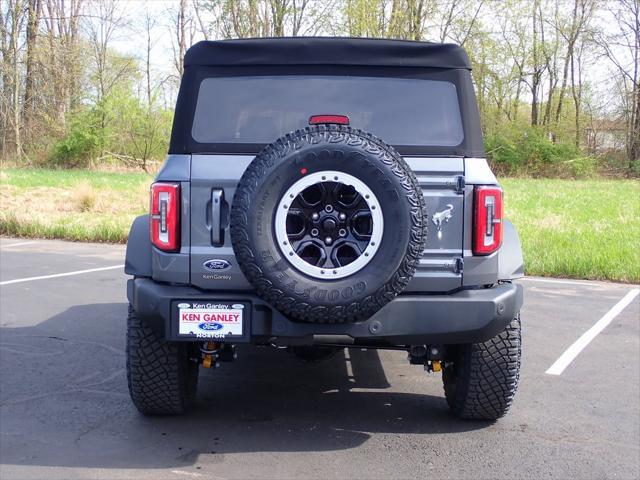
170 37 484 157
184 37 472 69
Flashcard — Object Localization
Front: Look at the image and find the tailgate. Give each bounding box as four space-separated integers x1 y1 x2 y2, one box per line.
189 155 464 293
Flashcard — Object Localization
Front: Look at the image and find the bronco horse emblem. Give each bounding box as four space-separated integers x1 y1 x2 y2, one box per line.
432 204 454 238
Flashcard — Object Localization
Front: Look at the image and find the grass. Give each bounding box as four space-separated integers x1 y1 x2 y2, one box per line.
502 178 640 283
1 168 638 282
0 168 152 244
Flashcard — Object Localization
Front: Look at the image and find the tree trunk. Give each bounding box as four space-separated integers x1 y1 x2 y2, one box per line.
541 0 558 129
631 80 640 164
269 0 287 36
570 49 580 148
176 0 187 78
554 0 582 132
409 0 425 41
145 14 153 106
531 0 540 126
1 5 9 159
554 48 572 128
543 72 555 128
513 79 522 121
630 1 640 168
67 0 82 111
23 0 41 133
8 0 23 159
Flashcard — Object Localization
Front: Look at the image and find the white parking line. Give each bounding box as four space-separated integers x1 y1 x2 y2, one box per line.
0 265 124 286
546 288 640 375
520 276 627 287
1 241 38 248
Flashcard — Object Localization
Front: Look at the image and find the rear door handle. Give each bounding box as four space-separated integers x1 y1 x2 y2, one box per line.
211 189 224 246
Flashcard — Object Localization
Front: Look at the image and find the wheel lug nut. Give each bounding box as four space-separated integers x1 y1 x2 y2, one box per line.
311 228 319 236
339 229 347 237
339 213 346 221
325 205 334 213
312 213 319 220
325 237 332 245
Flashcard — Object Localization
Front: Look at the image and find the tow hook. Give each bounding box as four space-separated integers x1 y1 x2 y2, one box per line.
408 345 443 373
200 342 220 368
430 360 442 372
200 342 237 368
427 346 443 373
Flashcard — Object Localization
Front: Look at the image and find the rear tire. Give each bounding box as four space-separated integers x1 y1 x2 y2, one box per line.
442 314 521 420
126 305 199 415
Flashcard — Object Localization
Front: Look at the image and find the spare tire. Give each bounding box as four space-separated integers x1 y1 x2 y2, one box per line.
230 125 427 323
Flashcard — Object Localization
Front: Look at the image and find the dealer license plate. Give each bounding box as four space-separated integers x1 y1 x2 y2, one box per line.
177 301 244 338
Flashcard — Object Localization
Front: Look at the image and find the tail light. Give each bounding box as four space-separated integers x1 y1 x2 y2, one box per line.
473 186 503 256
150 182 180 252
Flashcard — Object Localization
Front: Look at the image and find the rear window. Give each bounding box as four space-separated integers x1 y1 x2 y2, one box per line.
191 76 464 147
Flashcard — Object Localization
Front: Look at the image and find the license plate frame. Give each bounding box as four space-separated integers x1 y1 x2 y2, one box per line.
171 300 251 342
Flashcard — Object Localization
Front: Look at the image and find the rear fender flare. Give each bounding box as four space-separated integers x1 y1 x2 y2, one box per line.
498 220 524 280
125 215 152 278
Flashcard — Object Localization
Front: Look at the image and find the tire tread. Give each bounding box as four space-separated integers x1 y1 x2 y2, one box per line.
126 305 198 415
443 314 522 420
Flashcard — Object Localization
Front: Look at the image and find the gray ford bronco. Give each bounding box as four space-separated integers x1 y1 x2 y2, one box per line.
125 37 524 420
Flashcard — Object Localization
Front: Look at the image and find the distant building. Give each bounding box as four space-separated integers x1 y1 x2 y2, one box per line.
585 119 627 154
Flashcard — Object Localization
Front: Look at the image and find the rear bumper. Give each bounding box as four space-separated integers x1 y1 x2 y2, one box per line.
128 278 523 346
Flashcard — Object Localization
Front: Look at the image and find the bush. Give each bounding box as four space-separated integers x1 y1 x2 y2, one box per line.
562 156 597 178
486 127 597 178
50 110 102 168
107 92 172 171
74 182 97 212
47 89 172 171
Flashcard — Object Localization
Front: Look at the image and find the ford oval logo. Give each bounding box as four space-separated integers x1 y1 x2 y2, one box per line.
203 259 231 271
198 322 223 331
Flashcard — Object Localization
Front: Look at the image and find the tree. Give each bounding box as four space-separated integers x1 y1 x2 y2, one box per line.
595 0 639 168
23 0 41 134
553 0 595 137
36 0 84 133
86 0 131 104
200 0 320 38
171 0 194 79
0 0 27 159
142 12 156 106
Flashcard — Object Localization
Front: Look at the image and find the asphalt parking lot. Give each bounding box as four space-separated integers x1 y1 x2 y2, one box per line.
0 238 638 480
